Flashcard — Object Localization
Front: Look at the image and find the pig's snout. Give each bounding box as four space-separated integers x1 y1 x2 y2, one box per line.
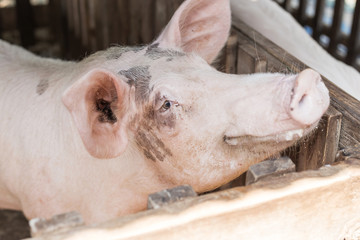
289 69 330 126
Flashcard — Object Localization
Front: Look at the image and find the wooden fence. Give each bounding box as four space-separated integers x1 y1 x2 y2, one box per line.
275 0 360 70
54 0 185 59
0 0 359 69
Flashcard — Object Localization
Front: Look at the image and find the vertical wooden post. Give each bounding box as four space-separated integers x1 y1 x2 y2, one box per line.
140 0 155 43
65 0 75 58
154 0 168 36
49 0 62 50
225 34 238 74
313 0 326 41
128 0 141 45
294 107 342 171
72 0 83 58
116 0 129 45
107 0 119 46
59 0 69 59
78 0 88 51
328 0 345 55
94 0 107 49
345 0 360 65
297 0 308 25
87 0 97 52
16 0 35 47
0 7 2 38
237 44 267 74
280 0 291 11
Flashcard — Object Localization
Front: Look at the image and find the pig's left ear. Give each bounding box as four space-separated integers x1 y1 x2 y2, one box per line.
154 0 231 63
62 69 131 159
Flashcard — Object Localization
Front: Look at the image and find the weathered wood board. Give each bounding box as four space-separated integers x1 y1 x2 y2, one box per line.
27 159 360 240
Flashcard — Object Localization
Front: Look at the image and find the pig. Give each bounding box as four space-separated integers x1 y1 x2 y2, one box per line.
0 0 329 224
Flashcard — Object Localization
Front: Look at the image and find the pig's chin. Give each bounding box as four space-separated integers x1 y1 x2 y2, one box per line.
224 124 318 147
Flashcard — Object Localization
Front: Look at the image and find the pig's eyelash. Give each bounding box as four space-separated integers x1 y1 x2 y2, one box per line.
160 100 172 112
159 100 179 112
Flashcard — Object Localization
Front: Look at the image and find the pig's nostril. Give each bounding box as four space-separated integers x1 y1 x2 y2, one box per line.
298 94 307 105
289 69 329 126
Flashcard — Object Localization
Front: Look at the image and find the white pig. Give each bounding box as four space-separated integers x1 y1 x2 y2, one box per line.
0 0 329 223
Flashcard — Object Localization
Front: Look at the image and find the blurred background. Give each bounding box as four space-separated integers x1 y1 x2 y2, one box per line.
0 0 184 60
0 0 358 70
275 0 360 70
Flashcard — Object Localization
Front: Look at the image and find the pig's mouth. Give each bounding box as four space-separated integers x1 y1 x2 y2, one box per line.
223 129 306 146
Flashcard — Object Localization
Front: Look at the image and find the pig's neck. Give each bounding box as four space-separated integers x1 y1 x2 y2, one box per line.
66 134 173 219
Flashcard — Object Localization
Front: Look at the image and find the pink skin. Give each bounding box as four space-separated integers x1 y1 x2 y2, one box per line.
131 64 329 192
0 0 329 224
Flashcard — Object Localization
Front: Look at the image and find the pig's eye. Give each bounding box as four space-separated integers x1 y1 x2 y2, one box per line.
160 100 172 112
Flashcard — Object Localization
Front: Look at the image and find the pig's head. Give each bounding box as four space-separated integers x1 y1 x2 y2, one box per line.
63 0 329 192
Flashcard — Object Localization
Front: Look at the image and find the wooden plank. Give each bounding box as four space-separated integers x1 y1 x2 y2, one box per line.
64 0 75 58
0 5 2 38
234 29 305 75
154 0 169 36
0 7 17 31
147 185 197 210
129 0 142 45
296 0 308 25
327 85 360 149
78 0 89 49
313 0 326 41
15 0 35 47
337 143 360 161
279 0 287 9
294 106 342 171
280 0 291 12
245 157 295 185
225 34 238 74
117 0 130 45
26 160 360 240
72 0 80 40
0 210 30 239
232 18 307 74
170 0 184 10
32 5 50 30
94 0 105 50
345 0 360 65
49 0 62 50
87 0 97 52
65 0 74 37
140 0 155 43
59 0 69 59
0 5 49 32
30 212 84 238
107 0 120 45
168 0 184 18
101 0 110 49
237 43 267 74
328 0 345 55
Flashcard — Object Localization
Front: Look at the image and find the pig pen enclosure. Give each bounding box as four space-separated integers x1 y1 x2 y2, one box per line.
1 0 360 239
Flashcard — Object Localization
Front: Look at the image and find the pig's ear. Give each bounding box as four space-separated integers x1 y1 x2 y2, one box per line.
154 0 231 63
62 69 131 159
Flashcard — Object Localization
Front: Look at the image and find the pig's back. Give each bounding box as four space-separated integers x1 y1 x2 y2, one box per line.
0 40 79 194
